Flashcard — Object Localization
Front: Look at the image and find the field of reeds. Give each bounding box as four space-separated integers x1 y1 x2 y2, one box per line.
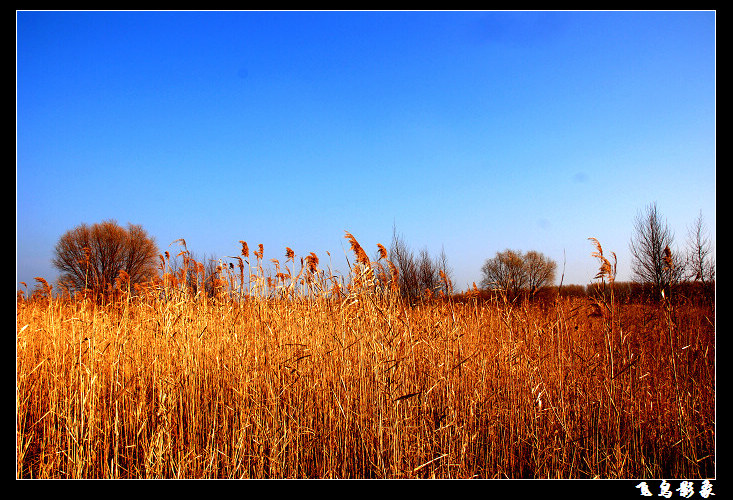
16 235 715 479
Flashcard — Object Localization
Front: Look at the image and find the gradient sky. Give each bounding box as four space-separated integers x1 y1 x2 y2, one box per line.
17 10 715 292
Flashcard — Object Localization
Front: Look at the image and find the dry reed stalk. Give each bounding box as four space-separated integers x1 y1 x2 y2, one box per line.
16 236 715 479
588 237 616 285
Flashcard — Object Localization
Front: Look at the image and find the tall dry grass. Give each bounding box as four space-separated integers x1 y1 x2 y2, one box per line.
16 235 715 478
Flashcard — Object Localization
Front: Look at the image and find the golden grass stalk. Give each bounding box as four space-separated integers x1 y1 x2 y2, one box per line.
16 235 715 479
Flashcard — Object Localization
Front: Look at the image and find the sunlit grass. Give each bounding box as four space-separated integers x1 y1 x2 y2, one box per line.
16 236 715 478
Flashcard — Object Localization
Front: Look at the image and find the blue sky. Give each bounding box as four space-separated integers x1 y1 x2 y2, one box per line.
17 10 715 292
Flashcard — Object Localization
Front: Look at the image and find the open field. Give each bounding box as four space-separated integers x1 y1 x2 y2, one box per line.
16 242 715 479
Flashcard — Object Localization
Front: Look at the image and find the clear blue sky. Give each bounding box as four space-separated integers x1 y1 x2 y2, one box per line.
17 10 715 292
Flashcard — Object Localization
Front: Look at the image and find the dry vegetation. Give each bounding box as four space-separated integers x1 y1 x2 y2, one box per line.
16 235 715 479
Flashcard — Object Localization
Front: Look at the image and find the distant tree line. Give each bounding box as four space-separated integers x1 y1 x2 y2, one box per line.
453 280 713 307
41 220 457 304
39 202 713 308
471 202 714 307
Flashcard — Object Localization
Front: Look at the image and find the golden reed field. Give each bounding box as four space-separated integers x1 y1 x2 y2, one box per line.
16 235 715 479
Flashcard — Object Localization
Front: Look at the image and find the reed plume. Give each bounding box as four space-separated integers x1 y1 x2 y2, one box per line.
33 277 52 299
306 252 319 273
377 243 388 261
663 245 674 270
344 231 369 267
588 237 616 284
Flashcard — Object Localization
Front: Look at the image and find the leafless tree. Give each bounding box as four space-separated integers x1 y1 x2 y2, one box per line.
389 226 419 301
480 249 527 300
684 211 715 306
685 211 715 284
480 249 556 300
629 202 683 300
388 225 452 302
524 250 557 299
416 247 438 296
52 219 159 296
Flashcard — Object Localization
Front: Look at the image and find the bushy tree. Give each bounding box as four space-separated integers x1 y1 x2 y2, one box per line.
52 219 159 296
480 249 556 300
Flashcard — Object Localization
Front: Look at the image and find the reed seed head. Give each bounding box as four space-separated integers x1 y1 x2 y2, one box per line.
306 252 319 273
345 231 369 267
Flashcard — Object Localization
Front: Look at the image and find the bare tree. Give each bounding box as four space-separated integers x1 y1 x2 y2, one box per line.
480 249 556 300
685 211 715 284
52 219 159 296
388 225 452 302
480 249 527 300
524 250 557 298
389 226 419 301
684 211 715 306
629 202 683 300
416 247 438 297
